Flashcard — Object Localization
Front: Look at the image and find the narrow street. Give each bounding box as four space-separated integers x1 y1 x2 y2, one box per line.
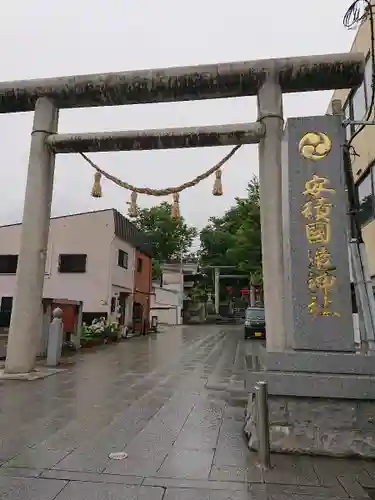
0 326 374 499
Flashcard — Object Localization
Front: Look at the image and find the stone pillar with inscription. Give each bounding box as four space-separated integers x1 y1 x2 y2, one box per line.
245 115 375 457
282 115 354 352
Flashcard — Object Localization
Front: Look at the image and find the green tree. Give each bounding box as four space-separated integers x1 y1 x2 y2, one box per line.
130 202 198 278
200 176 262 283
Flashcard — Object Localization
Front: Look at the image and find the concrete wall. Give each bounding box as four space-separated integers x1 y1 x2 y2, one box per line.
0 210 132 314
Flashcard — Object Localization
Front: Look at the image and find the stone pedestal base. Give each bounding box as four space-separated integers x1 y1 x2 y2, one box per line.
0 367 64 381
244 393 375 458
244 349 375 458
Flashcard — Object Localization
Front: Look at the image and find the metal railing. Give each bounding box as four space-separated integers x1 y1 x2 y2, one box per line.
254 380 271 468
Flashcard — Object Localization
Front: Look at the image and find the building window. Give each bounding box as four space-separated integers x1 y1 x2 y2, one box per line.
0 255 18 274
137 258 143 273
345 54 373 138
357 169 374 226
118 249 128 269
58 254 87 273
351 283 358 314
1 297 13 312
352 81 367 129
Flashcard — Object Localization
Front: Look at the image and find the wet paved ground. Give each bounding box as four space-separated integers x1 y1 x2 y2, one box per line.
0 325 374 499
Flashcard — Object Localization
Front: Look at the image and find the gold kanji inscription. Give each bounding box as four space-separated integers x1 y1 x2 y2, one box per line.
314 246 332 270
308 295 318 314
301 197 333 223
301 201 314 220
305 222 331 244
314 197 332 222
315 272 336 290
321 288 340 317
303 175 335 198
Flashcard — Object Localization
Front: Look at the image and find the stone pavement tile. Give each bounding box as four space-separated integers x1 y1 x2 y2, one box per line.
0 466 42 478
223 406 246 422
261 454 320 486
213 419 251 469
172 425 219 452
0 436 38 461
0 476 67 500
209 464 262 483
213 445 250 468
41 469 143 485
163 487 248 500
52 449 110 473
3 446 71 469
156 449 214 480
257 493 349 500
364 462 375 479
124 429 175 456
103 451 168 476
337 475 372 499
54 481 164 500
144 476 247 492
34 423 96 454
184 402 224 428
313 457 375 493
53 420 151 472
250 483 353 498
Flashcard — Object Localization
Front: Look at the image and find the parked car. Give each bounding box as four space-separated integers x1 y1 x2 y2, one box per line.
244 306 265 339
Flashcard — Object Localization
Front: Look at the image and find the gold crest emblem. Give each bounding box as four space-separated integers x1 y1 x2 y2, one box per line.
299 132 332 161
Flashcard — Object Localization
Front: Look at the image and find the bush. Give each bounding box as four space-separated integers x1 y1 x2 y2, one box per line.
81 317 120 342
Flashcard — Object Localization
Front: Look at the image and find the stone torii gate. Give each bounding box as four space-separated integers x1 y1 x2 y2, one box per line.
0 53 364 375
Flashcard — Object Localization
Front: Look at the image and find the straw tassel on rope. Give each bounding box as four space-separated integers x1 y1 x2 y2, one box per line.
91 171 103 198
171 192 180 220
127 191 138 217
212 169 223 196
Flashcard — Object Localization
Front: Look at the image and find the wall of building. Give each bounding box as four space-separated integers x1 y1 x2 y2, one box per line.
150 285 181 325
0 210 114 313
133 250 152 325
329 15 375 274
110 236 135 324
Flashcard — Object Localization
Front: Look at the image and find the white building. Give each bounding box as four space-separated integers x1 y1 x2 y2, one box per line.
150 285 182 325
0 209 152 327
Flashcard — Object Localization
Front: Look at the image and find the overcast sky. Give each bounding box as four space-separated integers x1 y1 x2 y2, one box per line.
0 0 356 237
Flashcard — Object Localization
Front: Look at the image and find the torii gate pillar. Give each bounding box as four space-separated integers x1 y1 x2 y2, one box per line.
5 98 58 374
257 75 286 352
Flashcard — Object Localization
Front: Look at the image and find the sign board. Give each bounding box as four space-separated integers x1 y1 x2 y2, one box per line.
282 116 354 351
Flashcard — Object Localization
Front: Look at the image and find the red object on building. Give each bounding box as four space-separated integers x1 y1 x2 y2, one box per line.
226 287 233 295
133 250 152 331
240 288 250 297
53 302 77 333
